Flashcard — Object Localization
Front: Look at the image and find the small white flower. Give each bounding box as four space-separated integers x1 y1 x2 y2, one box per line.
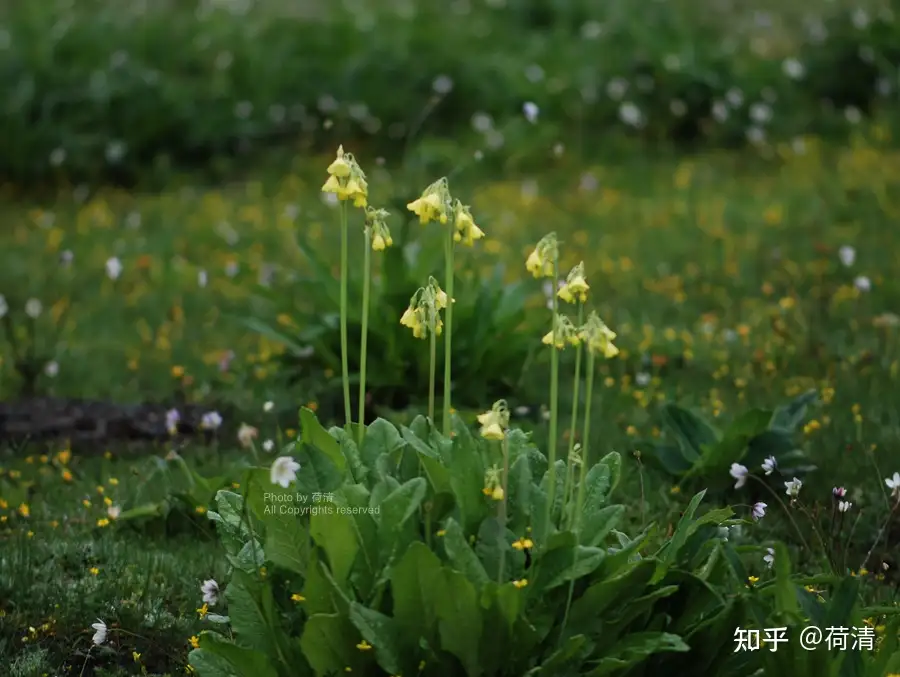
833 486 847 498
749 102 772 124
237 423 258 448
886 472 900 498
200 411 223 430
618 102 644 128
761 456 777 475
854 276 871 292
712 100 729 122
44 361 59 378
105 257 122 281
635 372 651 387
785 477 802 498
107 505 121 519
845 106 862 125
763 547 775 568
50 148 66 166
165 409 180 435
270 456 301 488
432 75 454 95
25 298 43 319
91 619 107 645
0 294 7 318
262 439 274 453
201 579 220 606
838 245 856 267
725 87 744 108
263 401 274 412
838 501 852 513
752 502 767 521
198 270 208 288
606 77 628 101
730 463 749 489
522 101 539 124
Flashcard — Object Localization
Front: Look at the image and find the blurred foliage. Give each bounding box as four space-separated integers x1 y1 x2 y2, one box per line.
2 0 900 186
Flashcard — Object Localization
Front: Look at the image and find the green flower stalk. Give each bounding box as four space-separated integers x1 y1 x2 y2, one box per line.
478 400 511 583
526 233 561 533
399 278 449 424
358 207 392 447
408 182 484 435
321 146 369 427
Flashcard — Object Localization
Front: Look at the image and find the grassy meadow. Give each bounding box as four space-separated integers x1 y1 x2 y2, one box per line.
1 129 900 675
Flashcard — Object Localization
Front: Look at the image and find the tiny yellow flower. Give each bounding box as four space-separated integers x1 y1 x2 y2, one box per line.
171 365 185 378
57 450 71 465
407 192 443 224
372 233 386 251
89 567 100 576
512 538 534 550
197 603 208 619
17 503 29 518
491 486 504 501
61 470 73 482
356 640 373 651
291 593 305 602
747 576 759 586
133 651 142 662
327 146 352 177
512 579 528 588
96 518 110 528
436 529 446 537
558 262 590 303
195 506 207 515
189 635 200 649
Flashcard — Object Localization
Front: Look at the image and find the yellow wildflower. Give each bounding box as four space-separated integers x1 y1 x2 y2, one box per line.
512 579 528 588
512 538 534 550
291 593 305 602
356 640 373 651
558 262 589 303
525 233 558 278
189 635 200 649
197 603 208 619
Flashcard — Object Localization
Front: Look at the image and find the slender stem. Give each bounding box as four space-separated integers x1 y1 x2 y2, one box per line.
796 502 833 573
544 257 560 536
498 435 510 584
428 314 437 424
749 475 812 555
562 302 584 529
559 349 595 647
574 351 595 533
358 231 372 447
339 201 352 426
442 223 455 436
861 495 900 571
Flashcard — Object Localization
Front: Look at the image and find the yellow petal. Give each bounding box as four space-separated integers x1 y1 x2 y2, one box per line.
481 423 505 440
321 175 341 193
372 234 386 251
327 157 351 178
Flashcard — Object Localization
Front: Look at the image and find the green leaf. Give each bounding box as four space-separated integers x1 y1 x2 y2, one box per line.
390 542 443 648
644 443 695 476
300 407 347 473
684 409 772 479
657 489 706 575
309 508 359 587
543 546 606 590
435 569 484 677
196 632 279 677
263 515 309 575
569 558 657 631
662 403 721 461
225 570 280 657
442 518 490 588
378 477 427 531
188 648 240 677
361 418 406 465
348 603 403 675
773 542 799 619
598 451 622 495
770 389 818 431
300 613 358 675
586 632 690 676
537 634 592 674
579 504 625 547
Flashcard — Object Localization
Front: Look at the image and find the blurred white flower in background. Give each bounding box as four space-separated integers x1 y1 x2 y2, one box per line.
523 101 539 123
839 245 856 267
106 257 122 280
25 298 42 319
854 276 871 292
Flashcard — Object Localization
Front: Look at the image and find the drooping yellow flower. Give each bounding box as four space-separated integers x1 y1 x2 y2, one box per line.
558 262 589 303
542 314 579 350
453 202 485 246
491 486 504 500
327 146 352 177
525 233 558 279
477 400 509 440
321 174 342 195
407 192 444 224
579 312 619 358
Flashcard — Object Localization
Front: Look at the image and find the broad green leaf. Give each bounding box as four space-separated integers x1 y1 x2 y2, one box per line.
300 407 346 473
225 570 279 657
435 569 484 677
360 418 406 468
348 603 403 675
310 509 359 587
569 558 657 631
662 403 721 460
263 516 308 575
536 634 592 674
586 632 690 676
657 489 706 576
598 451 622 495
773 542 799 619
532 531 577 594
645 443 695 476
378 477 427 531
196 632 279 677
188 648 240 677
770 389 818 431
300 613 358 675
579 504 625 547
442 518 489 588
543 546 606 590
390 542 443 648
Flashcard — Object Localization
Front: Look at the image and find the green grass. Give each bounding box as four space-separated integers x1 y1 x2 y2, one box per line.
2 129 900 673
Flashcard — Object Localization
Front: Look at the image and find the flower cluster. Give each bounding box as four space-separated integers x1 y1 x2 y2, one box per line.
400 278 451 340
525 233 559 279
483 465 504 500
407 180 484 246
321 145 368 207
477 400 510 440
557 261 589 303
364 206 393 251
542 314 580 349
578 311 619 358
